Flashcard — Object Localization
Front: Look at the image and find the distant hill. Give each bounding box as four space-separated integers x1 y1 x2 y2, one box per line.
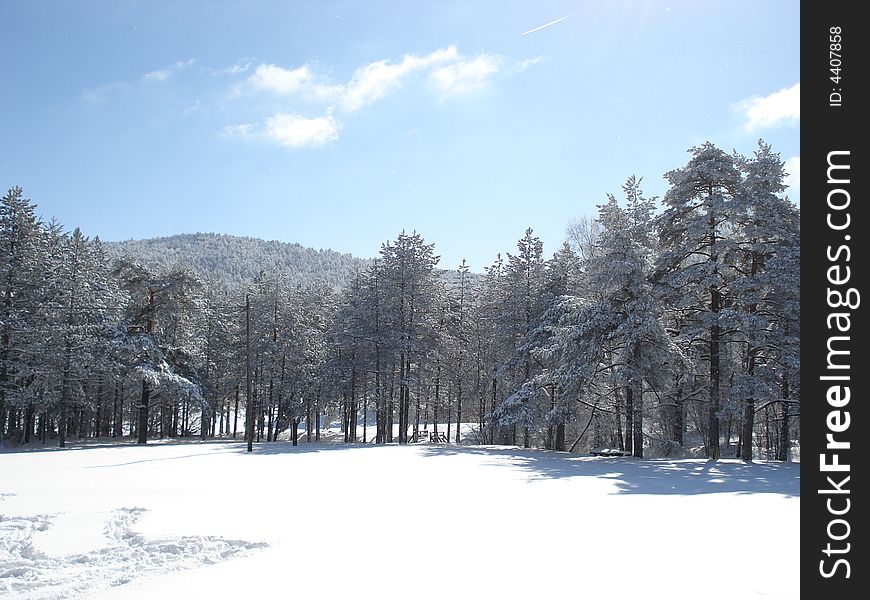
105 233 372 290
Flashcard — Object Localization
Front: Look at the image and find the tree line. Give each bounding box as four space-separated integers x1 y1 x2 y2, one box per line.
0 140 799 460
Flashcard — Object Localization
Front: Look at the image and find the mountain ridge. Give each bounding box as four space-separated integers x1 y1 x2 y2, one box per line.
105 232 372 290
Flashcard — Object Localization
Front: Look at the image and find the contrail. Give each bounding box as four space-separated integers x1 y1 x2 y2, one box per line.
521 13 576 36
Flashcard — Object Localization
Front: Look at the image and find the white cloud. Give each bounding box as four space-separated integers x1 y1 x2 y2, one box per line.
431 54 502 96
264 113 340 148
784 156 800 192
342 46 459 111
144 69 171 82
144 59 196 83
244 63 343 102
737 83 800 132
222 115 341 148
80 82 131 103
248 64 312 94
238 46 522 110
224 46 537 149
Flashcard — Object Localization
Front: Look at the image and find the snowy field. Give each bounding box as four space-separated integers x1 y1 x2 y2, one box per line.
1 439 800 599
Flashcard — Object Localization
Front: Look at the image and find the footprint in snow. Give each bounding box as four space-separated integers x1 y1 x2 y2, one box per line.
0 507 266 600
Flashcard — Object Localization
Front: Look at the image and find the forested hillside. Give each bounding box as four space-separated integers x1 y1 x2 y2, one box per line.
1 141 799 461
106 233 370 290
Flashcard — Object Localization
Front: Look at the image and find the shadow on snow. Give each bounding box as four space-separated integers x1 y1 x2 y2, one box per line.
5 438 800 497
415 445 800 497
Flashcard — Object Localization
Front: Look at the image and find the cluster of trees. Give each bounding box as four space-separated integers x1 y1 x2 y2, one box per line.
0 140 799 460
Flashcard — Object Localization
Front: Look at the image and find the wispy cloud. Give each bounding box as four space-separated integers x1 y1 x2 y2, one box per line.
784 156 800 192
80 59 196 104
80 82 131 103
144 59 196 83
221 123 256 141
515 56 545 72
342 46 459 110
431 54 501 97
521 13 575 36
183 99 201 116
222 114 340 149
213 62 252 76
737 83 800 132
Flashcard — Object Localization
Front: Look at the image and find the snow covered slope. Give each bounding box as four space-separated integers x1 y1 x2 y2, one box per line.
0 441 799 599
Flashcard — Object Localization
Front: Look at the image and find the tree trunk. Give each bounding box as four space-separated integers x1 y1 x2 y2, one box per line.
316 388 321 442
397 353 406 444
233 385 240 438
403 356 412 443
434 363 441 437
615 388 624 451
137 378 149 445
158 401 165 439
245 295 253 453
350 366 357 442
447 405 451 443
112 383 120 438
22 403 33 444
777 372 791 461
708 287 721 459
362 385 368 444
490 373 497 444
455 376 462 444
387 362 395 443
632 380 643 458
306 396 312 442
672 377 684 446
740 351 757 461
58 341 72 448
624 386 633 454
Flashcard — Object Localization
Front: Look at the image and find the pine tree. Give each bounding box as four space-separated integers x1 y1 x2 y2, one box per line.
731 140 799 460
656 143 743 459
588 178 674 457
378 231 440 444
112 260 205 444
492 229 546 447
0 187 45 445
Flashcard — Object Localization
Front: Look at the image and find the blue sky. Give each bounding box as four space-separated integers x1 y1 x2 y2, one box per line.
0 0 799 271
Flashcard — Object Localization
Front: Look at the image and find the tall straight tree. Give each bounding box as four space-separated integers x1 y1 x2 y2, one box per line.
379 231 439 444
113 260 206 444
493 228 545 447
656 143 742 459
452 259 470 444
584 178 673 457
0 187 45 445
731 141 799 460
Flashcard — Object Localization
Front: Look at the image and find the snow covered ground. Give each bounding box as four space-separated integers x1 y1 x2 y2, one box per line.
1 439 800 599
